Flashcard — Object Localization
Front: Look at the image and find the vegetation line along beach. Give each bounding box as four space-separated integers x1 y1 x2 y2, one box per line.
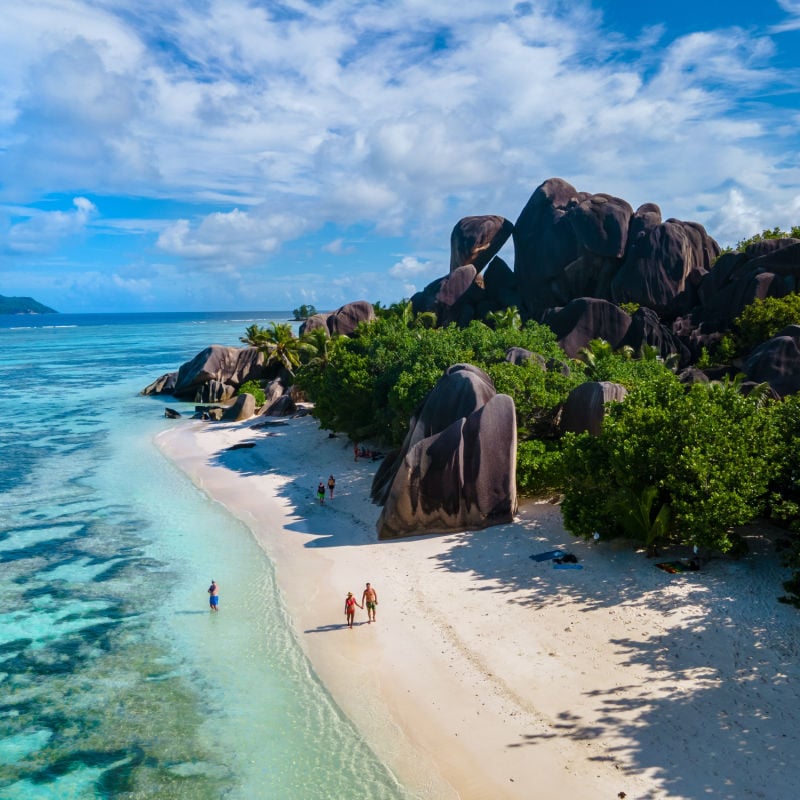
150 200 800 796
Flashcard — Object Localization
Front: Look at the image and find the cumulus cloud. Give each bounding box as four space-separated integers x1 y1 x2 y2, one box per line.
389 256 436 280
156 208 308 267
5 196 97 254
322 238 355 255
2 0 800 308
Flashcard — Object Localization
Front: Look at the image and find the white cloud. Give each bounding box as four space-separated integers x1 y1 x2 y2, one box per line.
389 255 436 280
156 208 308 266
322 238 355 255
5 196 96 254
772 1 800 32
1 0 800 306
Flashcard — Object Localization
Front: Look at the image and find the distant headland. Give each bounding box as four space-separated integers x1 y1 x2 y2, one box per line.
0 294 57 314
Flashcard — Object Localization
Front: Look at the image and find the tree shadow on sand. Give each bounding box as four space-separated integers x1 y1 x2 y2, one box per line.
433 507 799 799
207 427 385 547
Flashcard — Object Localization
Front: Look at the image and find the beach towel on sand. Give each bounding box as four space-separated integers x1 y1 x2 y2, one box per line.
530 550 566 562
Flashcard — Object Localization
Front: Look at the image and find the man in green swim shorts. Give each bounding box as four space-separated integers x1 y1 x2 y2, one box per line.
361 582 378 623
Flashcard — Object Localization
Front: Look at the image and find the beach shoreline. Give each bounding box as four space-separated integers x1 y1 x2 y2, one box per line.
157 412 800 800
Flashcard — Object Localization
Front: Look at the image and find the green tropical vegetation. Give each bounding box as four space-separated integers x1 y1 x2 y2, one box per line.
732 226 800 251
237 380 266 406
240 321 310 375
731 294 800 355
560 373 779 555
238 278 800 603
292 304 318 320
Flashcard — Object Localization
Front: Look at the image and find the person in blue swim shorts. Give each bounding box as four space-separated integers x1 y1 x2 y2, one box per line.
208 580 219 611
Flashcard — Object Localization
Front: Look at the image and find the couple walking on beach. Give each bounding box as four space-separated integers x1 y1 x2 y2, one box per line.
344 582 378 628
317 475 336 504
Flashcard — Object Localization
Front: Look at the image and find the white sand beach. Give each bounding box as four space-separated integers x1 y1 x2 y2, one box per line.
158 412 800 800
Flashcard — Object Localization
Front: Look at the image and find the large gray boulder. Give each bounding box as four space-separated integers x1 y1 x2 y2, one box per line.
381 364 497 488
743 325 800 397
376 393 517 539
196 379 236 403
482 257 518 312
299 301 375 337
568 193 633 259
513 177 584 316
620 306 691 366
610 208 720 315
141 372 177 395
560 381 628 436
373 364 517 538
221 393 256 421
261 379 286 408
436 265 479 325
542 298 632 358
449 215 513 273
173 345 266 399
328 300 375 335
263 394 297 416
300 313 330 335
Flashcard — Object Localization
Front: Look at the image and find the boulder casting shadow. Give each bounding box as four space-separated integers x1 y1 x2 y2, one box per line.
373 364 518 539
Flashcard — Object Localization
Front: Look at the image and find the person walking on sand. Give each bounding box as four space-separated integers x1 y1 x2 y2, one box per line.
361 582 378 623
327 474 336 499
344 591 361 629
208 580 219 611
317 480 326 504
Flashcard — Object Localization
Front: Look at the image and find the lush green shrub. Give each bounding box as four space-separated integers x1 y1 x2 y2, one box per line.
296 317 567 447
734 294 800 355
237 380 266 406
561 375 780 553
516 439 566 496
487 360 578 440
767 393 800 532
574 339 678 387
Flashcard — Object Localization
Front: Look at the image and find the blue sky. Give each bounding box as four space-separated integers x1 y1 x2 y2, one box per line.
1 0 799 313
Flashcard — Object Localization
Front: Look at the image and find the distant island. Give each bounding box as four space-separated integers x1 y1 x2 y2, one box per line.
0 294 57 314
291 304 317 320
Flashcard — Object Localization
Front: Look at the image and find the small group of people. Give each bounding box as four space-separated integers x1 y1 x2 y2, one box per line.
344 582 378 628
317 474 336 504
353 443 381 461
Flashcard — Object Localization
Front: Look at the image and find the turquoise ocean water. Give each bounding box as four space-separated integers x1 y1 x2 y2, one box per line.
0 312 410 800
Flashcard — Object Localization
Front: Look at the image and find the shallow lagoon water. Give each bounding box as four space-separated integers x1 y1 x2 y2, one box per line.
0 313 409 799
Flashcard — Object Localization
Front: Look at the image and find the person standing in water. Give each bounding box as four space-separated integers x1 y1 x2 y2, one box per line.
327 474 336 499
208 580 219 611
361 582 378 623
344 591 361 628
317 480 326 504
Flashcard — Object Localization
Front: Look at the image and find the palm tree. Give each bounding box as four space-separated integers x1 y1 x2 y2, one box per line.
240 323 269 348
637 343 680 371
576 339 614 379
614 485 672 557
386 299 414 328
300 326 332 367
485 306 521 331
413 311 438 329
266 322 304 373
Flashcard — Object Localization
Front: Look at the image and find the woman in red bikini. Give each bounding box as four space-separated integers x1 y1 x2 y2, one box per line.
344 592 361 628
